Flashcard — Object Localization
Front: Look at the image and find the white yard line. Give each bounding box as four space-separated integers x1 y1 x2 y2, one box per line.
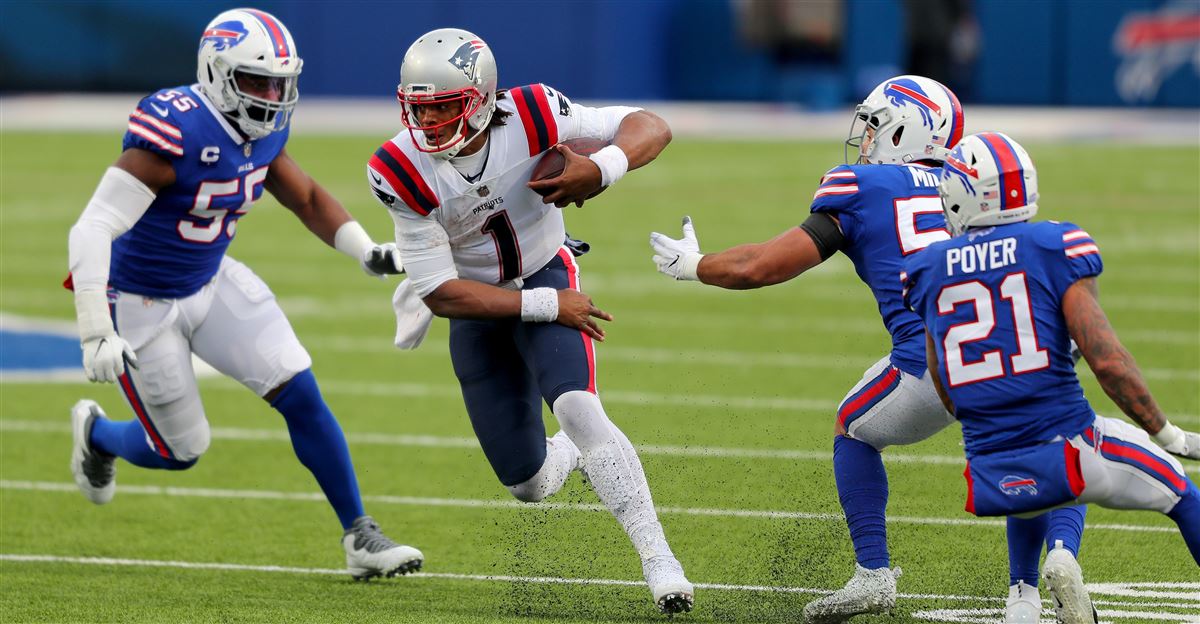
5 420 1197 475
0 480 1180 534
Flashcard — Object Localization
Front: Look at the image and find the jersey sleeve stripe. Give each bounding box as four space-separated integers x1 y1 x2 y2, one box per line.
813 183 858 199
371 143 439 216
130 111 182 139
126 122 184 156
820 171 857 185
511 85 558 156
1062 230 1092 242
1064 243 1100 258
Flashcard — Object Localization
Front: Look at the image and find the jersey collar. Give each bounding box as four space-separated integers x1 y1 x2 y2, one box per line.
189 84 245 145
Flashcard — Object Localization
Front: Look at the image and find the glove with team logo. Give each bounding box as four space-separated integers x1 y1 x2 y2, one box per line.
650 216 703 281
81 332 138 383
1154 422 1200 460
361 242 404 277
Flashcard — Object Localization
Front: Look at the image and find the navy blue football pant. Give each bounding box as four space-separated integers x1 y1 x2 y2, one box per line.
449 249 597 486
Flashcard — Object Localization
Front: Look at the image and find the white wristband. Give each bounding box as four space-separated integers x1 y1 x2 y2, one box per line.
678 253 703 281
589 145 629 187
1154 422 1183 447
520 287 558 323
334 221 375 262
75 288 114 342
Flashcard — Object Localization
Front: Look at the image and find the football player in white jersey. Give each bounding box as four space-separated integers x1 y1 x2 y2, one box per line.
67 8 421 580
364 28 693 614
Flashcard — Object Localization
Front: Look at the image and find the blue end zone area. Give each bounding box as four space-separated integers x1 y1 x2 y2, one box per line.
0 316 84 382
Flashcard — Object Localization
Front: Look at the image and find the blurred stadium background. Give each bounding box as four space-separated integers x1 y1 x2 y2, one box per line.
2 1 1198 623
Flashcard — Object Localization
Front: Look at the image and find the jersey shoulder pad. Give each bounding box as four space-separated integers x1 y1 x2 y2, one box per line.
810 164 862 213
367 139 440 216
1052 220 1102 278
123 89 191 158
505 83 563 156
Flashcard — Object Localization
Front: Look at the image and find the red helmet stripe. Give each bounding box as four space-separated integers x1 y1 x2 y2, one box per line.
977 133 1027 210
244 9 291 58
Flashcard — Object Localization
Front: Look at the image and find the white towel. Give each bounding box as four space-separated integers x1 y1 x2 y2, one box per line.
392 278 434 349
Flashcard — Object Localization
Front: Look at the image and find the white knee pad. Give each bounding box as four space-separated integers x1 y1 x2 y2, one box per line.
161 420 211 462
552 390 611 449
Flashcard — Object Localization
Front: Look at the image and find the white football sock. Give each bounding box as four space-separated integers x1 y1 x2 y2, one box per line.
552 390 673 561
506 430 580 503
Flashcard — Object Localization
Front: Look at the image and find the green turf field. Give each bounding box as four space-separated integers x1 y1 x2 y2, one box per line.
1 131 1196 623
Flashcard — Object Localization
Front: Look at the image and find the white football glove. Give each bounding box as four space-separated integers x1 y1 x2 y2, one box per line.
650 216 703 281
1154 422 1200 460
360 242 404 278
82 333 137 384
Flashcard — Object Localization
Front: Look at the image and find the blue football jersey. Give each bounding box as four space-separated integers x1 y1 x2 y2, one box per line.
811 163 949 375
902 221 1103 455
109 85 289 298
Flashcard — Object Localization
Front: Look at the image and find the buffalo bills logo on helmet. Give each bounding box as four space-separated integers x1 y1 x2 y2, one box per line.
201 20 249 52
942 146 979 196
448 39 487 80
884 78 942 131
999 475 1038 496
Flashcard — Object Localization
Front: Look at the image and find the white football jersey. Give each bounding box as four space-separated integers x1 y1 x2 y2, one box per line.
367 84 637 297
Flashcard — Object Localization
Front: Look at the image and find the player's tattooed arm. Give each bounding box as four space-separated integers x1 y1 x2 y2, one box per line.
697 227 825 289
1064 277 1166 435
265 148 355 246
925 331 955 415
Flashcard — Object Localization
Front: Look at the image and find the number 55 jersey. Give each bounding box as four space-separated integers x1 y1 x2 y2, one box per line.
811 162 949 377
901 220 1103 456
111 84 289 299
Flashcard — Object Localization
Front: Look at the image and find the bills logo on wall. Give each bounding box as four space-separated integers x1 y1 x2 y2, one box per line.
1113 2 1200 103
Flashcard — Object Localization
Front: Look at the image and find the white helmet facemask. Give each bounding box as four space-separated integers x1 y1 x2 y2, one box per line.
396 28 499 160
196 8 302 140
939 132 1039 236
846 75 964 165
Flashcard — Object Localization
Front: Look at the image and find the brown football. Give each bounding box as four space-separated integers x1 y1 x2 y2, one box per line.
529 137 611 196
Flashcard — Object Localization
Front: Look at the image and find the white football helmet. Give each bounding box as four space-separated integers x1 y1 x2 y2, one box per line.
939 132 1039 236
397 28 499 159
196 8 302 139
847 75 964 165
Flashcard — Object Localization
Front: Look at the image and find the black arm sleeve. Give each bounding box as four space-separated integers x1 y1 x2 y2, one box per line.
799 213 845 260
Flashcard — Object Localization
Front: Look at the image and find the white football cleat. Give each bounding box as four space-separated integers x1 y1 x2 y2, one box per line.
642 555 694 615
70 399 116 505
1005 580 1044 623
342 515 423 580
1042 541 1097 624
802 564 901 624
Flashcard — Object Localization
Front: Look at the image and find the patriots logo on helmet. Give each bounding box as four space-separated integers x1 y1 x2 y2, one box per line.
448 39 486 80
999 475 1038 496
884 78 941 131
942 148 979 196
201 20 249 52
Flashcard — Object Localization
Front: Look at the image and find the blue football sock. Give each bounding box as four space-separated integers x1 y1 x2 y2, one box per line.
1045 504 1087 556
833 435 890 569
270 369 364 530
90 417 196 470
1167 481 1200 564
1006 514 1048 587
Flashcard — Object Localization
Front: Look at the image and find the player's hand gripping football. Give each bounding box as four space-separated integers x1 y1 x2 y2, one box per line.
1154 423 1200 460
361 242 404 278
650 216 703 281
82 332 138 384
556 289 612 341
527 144 604 208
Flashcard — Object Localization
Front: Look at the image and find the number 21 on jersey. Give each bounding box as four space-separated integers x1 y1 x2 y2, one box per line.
937 272 1050 387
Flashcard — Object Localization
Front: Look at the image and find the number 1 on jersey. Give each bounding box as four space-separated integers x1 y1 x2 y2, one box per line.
481 211 522 281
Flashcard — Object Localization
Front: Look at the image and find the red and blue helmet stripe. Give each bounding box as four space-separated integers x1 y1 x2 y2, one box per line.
243 9 292 58
977 132 1028 210
935 81 964 147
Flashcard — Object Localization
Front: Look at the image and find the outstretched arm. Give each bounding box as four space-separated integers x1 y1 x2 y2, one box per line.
1064 277 1199 459
650 215 832 289
267 148 400 276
